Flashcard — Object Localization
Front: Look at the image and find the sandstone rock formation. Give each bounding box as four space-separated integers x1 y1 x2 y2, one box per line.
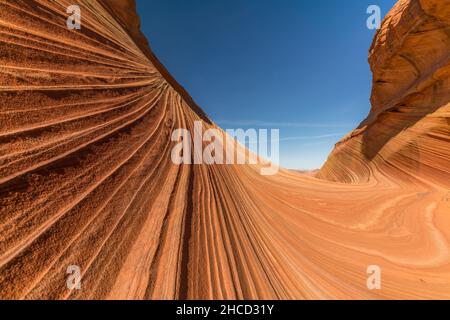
0 0 449 299
319 0 450 185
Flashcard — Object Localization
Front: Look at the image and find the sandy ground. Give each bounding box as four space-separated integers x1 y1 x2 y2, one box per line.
0 0 449 299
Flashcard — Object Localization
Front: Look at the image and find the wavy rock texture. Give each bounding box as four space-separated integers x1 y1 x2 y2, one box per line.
0 0 449 300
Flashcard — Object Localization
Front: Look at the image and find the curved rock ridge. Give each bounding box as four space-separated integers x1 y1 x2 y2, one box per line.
318 0 450 185
0 0 449 300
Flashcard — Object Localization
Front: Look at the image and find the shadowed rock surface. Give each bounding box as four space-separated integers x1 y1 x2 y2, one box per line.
0 0 449 299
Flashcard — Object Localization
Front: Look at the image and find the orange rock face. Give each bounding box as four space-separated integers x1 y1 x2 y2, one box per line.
0 0 449 300
319 0 450 185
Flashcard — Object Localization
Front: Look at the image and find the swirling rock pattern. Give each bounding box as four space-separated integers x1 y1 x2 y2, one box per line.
0 0 449 300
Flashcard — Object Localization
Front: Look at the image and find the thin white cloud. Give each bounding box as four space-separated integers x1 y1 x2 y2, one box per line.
246 133 345 145
279 133 345 141
217 120 353 128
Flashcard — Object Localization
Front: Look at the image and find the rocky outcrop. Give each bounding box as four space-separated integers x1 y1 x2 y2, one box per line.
318 0 450 186
0 0 449 300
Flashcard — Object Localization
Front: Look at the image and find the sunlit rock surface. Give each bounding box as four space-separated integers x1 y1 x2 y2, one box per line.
0 0 449 299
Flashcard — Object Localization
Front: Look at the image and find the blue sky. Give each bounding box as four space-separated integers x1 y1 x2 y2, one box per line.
136 0 397 169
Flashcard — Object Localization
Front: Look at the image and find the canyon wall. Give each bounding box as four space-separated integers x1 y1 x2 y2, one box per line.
0 0 449 299
318 0 450 186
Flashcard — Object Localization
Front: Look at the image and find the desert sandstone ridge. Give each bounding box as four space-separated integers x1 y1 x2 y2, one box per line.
0 0 449 299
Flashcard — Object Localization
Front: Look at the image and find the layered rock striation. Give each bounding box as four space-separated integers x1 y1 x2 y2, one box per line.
0 0 449 299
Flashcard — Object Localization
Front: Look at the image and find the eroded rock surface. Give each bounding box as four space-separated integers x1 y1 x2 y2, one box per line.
0 0 449 299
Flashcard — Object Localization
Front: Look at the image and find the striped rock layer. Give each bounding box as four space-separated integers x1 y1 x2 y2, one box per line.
0 0 449 299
